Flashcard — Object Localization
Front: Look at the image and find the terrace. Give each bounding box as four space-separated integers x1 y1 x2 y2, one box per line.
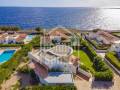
28 45 75 69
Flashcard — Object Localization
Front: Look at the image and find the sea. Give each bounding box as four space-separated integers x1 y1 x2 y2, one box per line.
0 7 120 30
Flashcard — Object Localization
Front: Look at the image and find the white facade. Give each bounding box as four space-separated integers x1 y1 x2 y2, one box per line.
109 42 120 53
28 45 78 74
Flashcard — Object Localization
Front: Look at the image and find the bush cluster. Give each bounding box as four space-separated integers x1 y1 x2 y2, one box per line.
0 26 20 31
0 44 23 47
24 85 76 90
17 65 31 73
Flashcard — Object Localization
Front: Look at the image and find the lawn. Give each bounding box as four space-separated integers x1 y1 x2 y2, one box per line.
112 32 120 37
73 50 95 74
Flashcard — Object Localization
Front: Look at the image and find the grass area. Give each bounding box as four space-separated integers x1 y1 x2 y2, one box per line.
73 50 95 74
112 32 120 37
80 38 113 81
106 52 120 70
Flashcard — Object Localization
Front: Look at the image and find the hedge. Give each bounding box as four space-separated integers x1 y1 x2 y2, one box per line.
95 70 113 81
24 85 76 90
0 44 23 47
106 52 120 70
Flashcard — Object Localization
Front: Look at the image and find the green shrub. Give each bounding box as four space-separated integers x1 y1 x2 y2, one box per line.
24 85 76 90
80 64 89 72
30 35 40 47
95 70 113 81
17 65 30 73
106 52 120 70
0 44 23 47
0 26 20 31
93 56 108 71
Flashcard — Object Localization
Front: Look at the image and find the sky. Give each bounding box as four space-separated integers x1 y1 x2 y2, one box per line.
0 0 120 7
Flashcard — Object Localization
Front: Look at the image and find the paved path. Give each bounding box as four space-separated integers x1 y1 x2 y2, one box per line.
74 76 91 90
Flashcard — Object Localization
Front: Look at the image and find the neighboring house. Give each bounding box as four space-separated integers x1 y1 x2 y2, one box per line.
28 45 79 85
16 34 27 44
0 33 27 44
86 31 119 45
109 41 120 58
40 27 73 45
109 41 120 52
49 27 73 44
0 34 7 44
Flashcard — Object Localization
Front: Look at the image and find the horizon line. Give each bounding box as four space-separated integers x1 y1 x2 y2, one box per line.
0 6 120 9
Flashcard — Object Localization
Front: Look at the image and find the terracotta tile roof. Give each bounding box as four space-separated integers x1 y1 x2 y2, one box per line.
97 31 119 43
28 61 48 78
19 34 27 38
49 28 71 39
16 34 27 42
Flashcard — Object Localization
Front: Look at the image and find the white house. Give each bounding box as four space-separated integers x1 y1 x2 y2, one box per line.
28 45 79 85
109 40 120 53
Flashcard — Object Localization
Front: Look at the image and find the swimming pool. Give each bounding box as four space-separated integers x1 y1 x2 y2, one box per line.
24 35 35 42
0 50 15 63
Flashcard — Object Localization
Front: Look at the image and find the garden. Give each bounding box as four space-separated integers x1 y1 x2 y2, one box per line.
73 38 113 81
0 35 40 85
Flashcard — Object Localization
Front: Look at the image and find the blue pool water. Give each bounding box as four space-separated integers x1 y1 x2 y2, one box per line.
0 7 120 30
0 50 15 63
24 35 34 42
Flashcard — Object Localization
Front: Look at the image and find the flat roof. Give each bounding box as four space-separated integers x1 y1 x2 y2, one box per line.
44 72 73 84
47 45 73 57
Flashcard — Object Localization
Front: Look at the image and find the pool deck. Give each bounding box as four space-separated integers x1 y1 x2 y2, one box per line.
0 47 20 51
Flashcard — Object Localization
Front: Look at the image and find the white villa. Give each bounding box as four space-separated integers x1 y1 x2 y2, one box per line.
109 41 120 53
86 31 119 45
109 41 120 58
0 33 27 44
28 45 79 85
